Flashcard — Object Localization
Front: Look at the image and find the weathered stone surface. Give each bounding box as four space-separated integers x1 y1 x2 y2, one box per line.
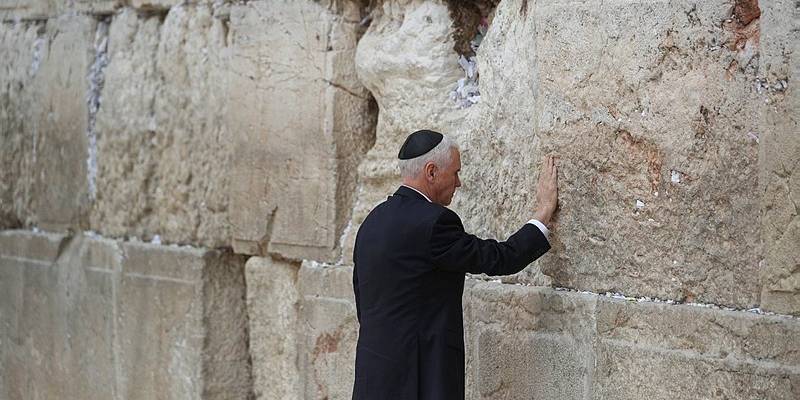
297 262 359 400
0 231 68 400
0 0 54 21
201 251 253 400
255 265 800 399
0 16 97 232
349 0 783 308
466 283 597 399
0 230 251 399
758 0 800 315
246 256 302 400
0 21 43 229
341 0 467 264
68 0 124 15
30 15 97 232
455 0 766 308
596 298 800 372
475 328 589 400
594 341 799 399
465 280 800 399
91 5 232 248
228 0 375 262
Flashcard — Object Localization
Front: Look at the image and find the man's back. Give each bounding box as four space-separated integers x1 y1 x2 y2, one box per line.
352 186 550 400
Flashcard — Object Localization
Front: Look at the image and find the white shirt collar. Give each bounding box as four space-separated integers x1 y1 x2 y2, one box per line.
401 184 432 203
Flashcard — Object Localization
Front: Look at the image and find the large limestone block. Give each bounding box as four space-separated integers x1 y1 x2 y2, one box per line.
297 262 359 399
245 256 302 400
442 0 767 308
465 281 800 399
758 0 800 315
341 0 467 264
117 242 252 400
466 283 596 400
1 15 99 231
0 231 251 400
475 328 588 400
0 232 117 399
91 5 232 247
593 342 799 399
228 0 375 262
28 15 97 232
596 298 800 372
0 231 67 400
0 21 43 229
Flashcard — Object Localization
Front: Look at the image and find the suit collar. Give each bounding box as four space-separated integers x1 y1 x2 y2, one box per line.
395 185 432 203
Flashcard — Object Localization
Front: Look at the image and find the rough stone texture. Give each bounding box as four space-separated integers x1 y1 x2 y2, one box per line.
0 0 54 21
251 264 800 399
244 260 359 400
30 15 97 232
466 281 800 400
245 256 302 400
454 0 766 308
342 0 467 264
68 0 125 15
0 20 43 229
227 0 376 262
466 282 597 400
346 0 797 310
0 230 252 400
758 0 800 315
91 5 232 248
0 0 128 20
297 262 360 400
0 16 96 232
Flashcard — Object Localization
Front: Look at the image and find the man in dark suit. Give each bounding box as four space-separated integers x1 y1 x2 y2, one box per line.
352 130 558 400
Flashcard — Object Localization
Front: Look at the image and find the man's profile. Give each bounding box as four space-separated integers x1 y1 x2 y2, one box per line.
352 129 558 400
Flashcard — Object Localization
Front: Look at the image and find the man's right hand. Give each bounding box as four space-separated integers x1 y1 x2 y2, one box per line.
534 155 558 226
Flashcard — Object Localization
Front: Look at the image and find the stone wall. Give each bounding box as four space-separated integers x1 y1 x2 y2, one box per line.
0 230 251 399
1 0 798 399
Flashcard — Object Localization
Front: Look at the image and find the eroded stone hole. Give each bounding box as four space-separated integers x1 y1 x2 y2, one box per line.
445 0 500 108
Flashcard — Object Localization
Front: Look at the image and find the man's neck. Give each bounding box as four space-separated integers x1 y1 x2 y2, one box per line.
401 183 433 203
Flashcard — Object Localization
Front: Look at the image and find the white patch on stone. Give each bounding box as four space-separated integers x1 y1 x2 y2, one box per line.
635 199 645 210
670 170 681 183
30 37 45 76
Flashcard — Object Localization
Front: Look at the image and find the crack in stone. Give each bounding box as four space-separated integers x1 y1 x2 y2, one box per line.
86 17 110 202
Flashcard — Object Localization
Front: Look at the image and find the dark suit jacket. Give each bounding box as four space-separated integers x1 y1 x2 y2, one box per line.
352 186 551 400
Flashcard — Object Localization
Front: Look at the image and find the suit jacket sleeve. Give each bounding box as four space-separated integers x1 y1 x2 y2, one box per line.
430 208 551 276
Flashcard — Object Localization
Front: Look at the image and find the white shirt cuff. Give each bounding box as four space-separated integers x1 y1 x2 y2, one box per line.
526 219 549 239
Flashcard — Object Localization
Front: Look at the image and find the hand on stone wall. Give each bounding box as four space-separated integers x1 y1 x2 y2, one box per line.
534 155 559 226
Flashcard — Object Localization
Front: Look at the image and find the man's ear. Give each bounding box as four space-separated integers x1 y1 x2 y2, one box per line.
424 162 436 182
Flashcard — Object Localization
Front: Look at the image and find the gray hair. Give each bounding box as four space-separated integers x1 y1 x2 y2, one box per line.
398 134 459 179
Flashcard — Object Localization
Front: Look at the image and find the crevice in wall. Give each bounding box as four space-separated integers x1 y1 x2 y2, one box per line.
86 16 110 202
445 0 497 108
239 253 257 400
443 0 499 57
332 92 377 265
